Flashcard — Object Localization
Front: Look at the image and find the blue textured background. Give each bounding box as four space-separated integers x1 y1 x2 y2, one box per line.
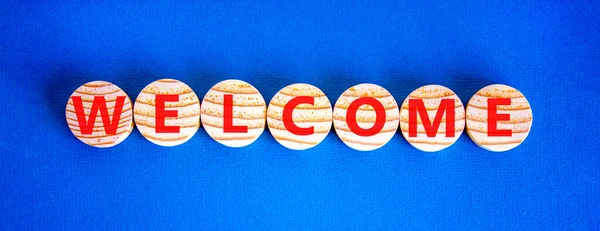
1 0 599 229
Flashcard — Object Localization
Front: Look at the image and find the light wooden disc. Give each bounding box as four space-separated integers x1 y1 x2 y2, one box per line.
466 84 533 152
201 79 266 148
66 80 134 148
399 85 465 152
133 79 201 147
267 83 332 150
333 83 399 151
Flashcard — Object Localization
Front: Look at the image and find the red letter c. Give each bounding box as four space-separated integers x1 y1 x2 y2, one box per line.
283 96 315 135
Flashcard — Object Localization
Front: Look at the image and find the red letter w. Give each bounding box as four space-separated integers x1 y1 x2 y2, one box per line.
71 96 126 135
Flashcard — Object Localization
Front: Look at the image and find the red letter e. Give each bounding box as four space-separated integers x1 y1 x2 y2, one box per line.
488 98 512 136
155 94 180 133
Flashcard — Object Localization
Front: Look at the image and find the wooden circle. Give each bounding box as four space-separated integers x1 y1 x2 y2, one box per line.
466 84 533 152
66 81 134 148
201 79 266 148
267 83 332 150
399 85 465 152
133 79 201 147
333 83 399 151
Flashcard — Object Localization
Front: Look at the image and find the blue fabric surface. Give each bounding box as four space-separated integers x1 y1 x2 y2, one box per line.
1 0 599 229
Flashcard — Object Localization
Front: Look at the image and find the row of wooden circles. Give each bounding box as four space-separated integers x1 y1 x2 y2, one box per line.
66 79 532 152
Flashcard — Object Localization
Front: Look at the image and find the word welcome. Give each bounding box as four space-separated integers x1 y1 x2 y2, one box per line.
66 80 532 152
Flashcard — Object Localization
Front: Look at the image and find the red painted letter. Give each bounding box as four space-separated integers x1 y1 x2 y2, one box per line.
408 99 455 137
488 98 512 136
283 96 314 135
223 94 248 133
71 96 125 135
346 97 386 136
155 94 180 133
